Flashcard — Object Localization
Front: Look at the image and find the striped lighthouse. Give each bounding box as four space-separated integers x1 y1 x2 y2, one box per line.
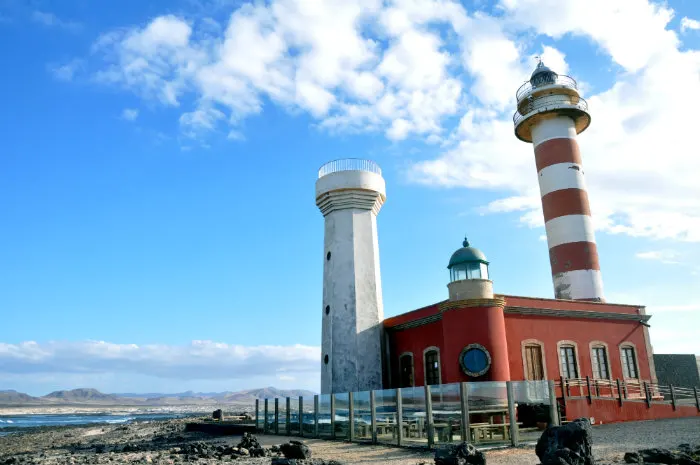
513 61 604 302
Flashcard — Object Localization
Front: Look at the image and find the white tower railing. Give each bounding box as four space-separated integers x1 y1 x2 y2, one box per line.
318 159 382 179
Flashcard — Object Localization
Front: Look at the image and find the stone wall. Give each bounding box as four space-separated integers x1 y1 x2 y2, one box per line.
653 354 700 388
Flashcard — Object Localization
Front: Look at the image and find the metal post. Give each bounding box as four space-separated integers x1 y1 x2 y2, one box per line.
348 392 355 442
286 397 291 435
425 385 434 448
560 377 567 408
548 380 560 426
396 388 404 447
694 387 700 412
314 395 319 438
370 390 377 444
275 398 280 434
670 385 677 411
299 397 304 437
255 399 260 432
264 399 269 433
330 394 336 439
585 376 592 404
506 382 519 447
616 379 623 407
643 382 651 408
459 382 470 443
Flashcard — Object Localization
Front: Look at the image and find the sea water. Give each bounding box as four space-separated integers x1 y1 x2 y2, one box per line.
0 412 190 436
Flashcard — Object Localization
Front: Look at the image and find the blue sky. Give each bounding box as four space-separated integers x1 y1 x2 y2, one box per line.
1 0 699 395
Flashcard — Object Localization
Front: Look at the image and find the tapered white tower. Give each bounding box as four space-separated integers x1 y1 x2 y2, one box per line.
316 159 386 394
513 62 604 302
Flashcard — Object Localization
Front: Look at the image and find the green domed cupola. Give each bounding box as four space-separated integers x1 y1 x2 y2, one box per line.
447 237 490 282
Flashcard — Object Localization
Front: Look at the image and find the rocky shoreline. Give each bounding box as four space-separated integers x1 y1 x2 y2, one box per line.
1 416 699 465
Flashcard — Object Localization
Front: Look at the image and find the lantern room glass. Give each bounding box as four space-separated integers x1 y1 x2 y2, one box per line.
450 262 488 282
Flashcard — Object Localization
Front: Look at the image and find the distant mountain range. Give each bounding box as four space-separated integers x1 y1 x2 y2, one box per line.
0 387 316 407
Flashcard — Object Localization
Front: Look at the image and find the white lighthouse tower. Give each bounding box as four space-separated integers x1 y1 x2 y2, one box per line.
316 159 386 394
513 61 604 302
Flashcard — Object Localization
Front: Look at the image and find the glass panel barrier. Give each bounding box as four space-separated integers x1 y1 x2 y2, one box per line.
288 397 300 435
334 393 350 439
512 380 551 443
277 398 287 434
255 401 263 431
467 382 509 445
302 397 316 436
430 383 462 445
400 386 427 446
318 394 332 438
374 389 398 445
265 400 275 433
352 391 372 442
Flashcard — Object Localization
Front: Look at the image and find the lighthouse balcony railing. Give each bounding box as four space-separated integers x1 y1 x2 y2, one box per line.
318 158 382 178
512 95 588 127
515 75 579 101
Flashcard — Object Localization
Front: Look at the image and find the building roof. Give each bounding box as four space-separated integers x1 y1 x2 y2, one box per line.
447 238 488 268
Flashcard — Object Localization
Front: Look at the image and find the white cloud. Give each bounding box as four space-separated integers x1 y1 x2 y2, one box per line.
121 108 139 121
635 250 680 264
32 11 81 32
72 0 700 242
0 340 320 380
680 17 700 34
48 60 83 81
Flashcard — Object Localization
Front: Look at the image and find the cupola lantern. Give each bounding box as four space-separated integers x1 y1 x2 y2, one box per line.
447 237 494 301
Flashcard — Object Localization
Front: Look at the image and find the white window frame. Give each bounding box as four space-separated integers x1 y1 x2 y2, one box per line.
423 346 442 386
589 341 613 380
619 342 641 380
556 340 581 379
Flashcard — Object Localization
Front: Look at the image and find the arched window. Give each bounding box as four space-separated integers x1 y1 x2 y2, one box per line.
522 339 547 380
557 341 580 379
619 343 640 379
590 342 611 379
423 347 441 386
399 353 414 388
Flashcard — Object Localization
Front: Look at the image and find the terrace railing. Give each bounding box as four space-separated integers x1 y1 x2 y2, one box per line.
318 159 382 179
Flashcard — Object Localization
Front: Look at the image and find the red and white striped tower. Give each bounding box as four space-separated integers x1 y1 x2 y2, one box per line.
513 61 604 302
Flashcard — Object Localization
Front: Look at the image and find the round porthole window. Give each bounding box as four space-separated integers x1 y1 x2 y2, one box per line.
459 344 491 377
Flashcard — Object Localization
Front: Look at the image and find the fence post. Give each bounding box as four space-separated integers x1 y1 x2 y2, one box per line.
506 381 519 447
643 382 651 408
396 388 404 447
264 399 269 433
348 392 355 442
425 385 434 449
548 380 560 426
275 398 280 434
370 390 377 444
299 397 304 437
313 395 319 438
616 379 623 407
560 377 567 409
286 397 291 435
330 394 336 439
255 399 260 432
670 385 677 411
585 376 592 404
694 387 700 412
459 382 470 443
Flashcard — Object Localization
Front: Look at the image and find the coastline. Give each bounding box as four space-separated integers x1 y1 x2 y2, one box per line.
0 403 252 416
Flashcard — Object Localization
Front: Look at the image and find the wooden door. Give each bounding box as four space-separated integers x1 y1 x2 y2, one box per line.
524 345 545 380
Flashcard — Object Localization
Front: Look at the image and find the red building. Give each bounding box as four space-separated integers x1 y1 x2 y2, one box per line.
383 238 657 391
